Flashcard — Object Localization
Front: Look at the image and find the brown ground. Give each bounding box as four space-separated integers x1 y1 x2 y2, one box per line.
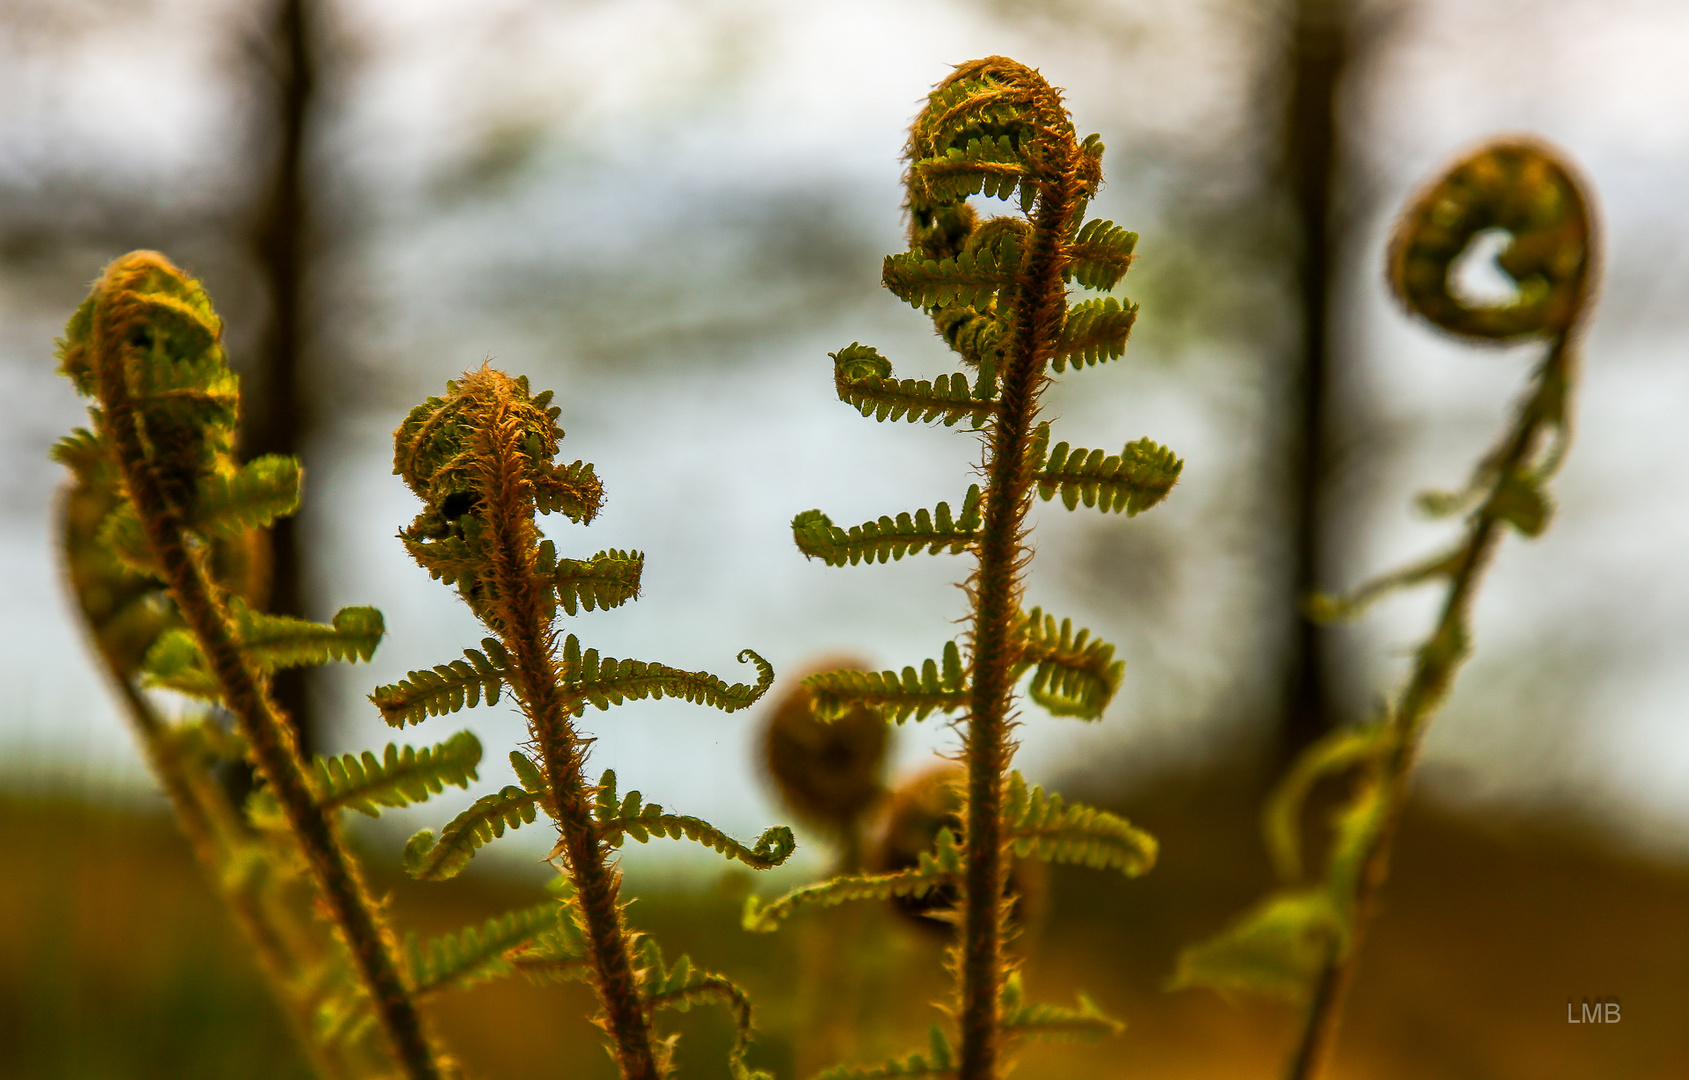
2 763 1684 1079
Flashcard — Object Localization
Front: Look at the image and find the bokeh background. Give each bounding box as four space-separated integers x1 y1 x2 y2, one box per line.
3 0 1688 1077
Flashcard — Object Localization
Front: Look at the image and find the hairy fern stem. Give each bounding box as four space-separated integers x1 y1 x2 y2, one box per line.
83 256 443 1080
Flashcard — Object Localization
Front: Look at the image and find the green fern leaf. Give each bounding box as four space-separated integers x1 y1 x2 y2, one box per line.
96 502 156 575
1262 722 1398 883
1490 472 1552 536
634 938 771 1080
743 828 962 932
405 899 565 996
910 134 1030 204
1065 218 1138 292
403 779 545 881
547 547 643 615
1001 772 1156 876
533 458 604 524
1052 297 1138 371
1017 609 1123 720
190 455 301 537
881 226 1021 310
831 344 996 428
999 972 1123 1042
591 769 795 869
313 731 482 817
804 641 968 724
229 601 384 669
1168 889 1340 1003
559 639 773 714
1304 548 1462 624
1035 437 1181 517
370 639 510 727
793 487 982 566
814 1024 955 1080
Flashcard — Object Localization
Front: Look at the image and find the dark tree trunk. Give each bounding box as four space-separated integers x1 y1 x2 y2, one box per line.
246 0 317 754
1278 0 1348 765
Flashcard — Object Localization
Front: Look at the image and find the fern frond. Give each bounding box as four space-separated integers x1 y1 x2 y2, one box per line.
548 547 643 616
1001 772 1156 876
403 776 546 881
559 639 773 714
140 628 223 699
804 641 968 724
882 226 1021 310
1017 609 1123 720
313 731 482 817
910 133 1030 204
743 828 962 932
590 769 796 869
831 344 996 427
635 938 771 1080
1304 548 1462 624
190 454 301 537
533 458 604 524
999 972 1123 1042
405 900 565 996
370 639 510 728
96 502 157 575
1065 218 1138 292
1168 889 1340 1003
231 602 384 670
1052 297 1138 371
814 1024 955 1080
792 487 982 566
1262 722 1398 883
1035 437 1181 517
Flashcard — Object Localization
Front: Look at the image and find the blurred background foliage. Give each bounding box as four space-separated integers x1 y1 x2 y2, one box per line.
3 0 1689 1075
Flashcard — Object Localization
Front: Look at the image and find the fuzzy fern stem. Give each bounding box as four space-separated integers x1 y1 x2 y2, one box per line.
467 383 662 1080
74 253 444 1080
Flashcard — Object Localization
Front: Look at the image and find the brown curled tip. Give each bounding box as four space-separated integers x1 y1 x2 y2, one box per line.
762 656 890 838
1389 139 1596 341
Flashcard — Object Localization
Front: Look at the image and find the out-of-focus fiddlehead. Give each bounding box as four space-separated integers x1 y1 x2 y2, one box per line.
748 58 1176 1080
53 251 451 1080
1170 139 1598 1080
380 365 785 1080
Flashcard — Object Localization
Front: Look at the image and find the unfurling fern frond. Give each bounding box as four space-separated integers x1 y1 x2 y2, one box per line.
815 1024 955 1080
1001 772 1156 876
1017 609 1123 720
743 828 963 933
882 226 1022 311
589 769 796 869
804 641 968 724
559 638 773 714
370 639 510 727
548 545 643 615
190 454 301 537
1065 218 1138 292
999 972 1123 1043
532 458 605 524
1035 437 1181 517
403 772 546 881
1052 297 1138 371
313 731 482 817
832 344 996 428
405 900 566 996
635 938 771 1080
141 604 384 701
793 488 982 566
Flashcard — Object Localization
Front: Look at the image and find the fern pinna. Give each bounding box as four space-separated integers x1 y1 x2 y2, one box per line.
1172 141 1598 1080
53 251 470 1080
376 365 788 1080
743 58 1175 1080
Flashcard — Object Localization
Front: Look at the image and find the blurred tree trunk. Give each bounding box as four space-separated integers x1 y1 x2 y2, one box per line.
245 0 318 754
1277 0 1349 766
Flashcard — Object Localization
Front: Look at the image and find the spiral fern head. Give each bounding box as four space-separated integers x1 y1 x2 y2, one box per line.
1389 139 1594 341
393 366 604 616
761 656 890 839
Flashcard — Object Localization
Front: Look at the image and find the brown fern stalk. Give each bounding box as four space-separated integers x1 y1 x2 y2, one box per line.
467 388 661 1080
83 254 445 1080
957 128 1087 1080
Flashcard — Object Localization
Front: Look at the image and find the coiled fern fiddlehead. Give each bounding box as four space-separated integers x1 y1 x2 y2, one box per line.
1172 140 1597 1080
745 57 1176 1080
54 252 449 1080
381 365 787 1080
